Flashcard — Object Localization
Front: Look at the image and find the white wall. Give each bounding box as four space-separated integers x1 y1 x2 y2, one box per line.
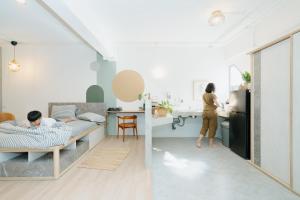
115 44 227 110
253 0 300 47
111 0 300 137
224 0 300 69
1 43 97 120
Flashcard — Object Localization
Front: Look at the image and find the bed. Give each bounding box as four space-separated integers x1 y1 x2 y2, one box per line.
67 120 97 136
0 102 106 180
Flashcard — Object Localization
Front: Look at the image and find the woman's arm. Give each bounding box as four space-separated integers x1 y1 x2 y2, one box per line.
213 94 221 107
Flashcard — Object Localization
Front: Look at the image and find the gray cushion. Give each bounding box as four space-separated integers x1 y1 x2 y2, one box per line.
51 105 77 120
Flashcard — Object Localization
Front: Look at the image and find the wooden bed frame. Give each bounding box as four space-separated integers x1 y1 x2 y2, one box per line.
0 102 106 180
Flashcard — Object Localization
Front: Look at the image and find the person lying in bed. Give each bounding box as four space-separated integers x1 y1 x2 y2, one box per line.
27 110 56 128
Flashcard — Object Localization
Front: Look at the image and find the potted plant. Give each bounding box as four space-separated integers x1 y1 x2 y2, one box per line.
241 71 251 89
156 100 173 117
138 93 148 110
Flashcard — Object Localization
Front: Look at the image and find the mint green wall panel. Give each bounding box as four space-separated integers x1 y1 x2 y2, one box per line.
96 53 117 134
97 53 116 107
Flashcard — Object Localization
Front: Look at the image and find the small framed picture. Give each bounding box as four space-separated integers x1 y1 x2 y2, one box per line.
193 80 209 101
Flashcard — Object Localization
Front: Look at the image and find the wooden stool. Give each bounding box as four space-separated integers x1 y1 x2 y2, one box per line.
0 112 16 123
117 115 138 142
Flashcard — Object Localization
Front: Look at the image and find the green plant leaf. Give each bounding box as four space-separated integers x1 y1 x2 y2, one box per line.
242 71 251 83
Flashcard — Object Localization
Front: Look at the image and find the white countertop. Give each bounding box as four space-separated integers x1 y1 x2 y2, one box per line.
172 109 202 118
151 109 230 127
152 114 173 127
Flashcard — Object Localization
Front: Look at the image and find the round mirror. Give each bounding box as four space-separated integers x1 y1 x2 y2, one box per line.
112 70 145 102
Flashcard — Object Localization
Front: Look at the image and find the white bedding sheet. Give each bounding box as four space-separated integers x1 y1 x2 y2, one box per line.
66 120 98 136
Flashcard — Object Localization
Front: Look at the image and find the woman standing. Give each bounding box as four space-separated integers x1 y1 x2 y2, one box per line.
196 83 220 148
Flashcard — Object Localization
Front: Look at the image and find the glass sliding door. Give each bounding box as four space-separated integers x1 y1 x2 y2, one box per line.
292 32 300 193
260 39 291 185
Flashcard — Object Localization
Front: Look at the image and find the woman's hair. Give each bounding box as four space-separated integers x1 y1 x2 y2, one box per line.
27 111 42 122
205 83 215 93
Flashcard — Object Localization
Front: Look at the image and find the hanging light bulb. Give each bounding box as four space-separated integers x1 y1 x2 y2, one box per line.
8 41 21 72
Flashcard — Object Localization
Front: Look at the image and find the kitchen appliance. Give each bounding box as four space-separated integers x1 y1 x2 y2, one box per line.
229 89 251 159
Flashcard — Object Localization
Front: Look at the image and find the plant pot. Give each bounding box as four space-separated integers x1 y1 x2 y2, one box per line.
246 82 251 90
155 107 168 117
240 82 250 90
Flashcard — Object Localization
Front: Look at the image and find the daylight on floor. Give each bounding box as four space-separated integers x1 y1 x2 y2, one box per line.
0 0 300 200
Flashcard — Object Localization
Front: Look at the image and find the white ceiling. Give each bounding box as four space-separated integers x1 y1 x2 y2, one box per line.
64 0 283 45
0 0 285 58
0 0 81 45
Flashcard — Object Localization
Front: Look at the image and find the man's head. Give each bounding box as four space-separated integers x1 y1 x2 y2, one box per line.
27 111 42 127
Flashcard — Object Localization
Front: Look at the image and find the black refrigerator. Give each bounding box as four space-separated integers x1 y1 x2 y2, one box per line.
229 89 251 159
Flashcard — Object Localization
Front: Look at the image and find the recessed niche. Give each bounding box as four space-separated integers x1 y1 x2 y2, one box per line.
86 85 104 103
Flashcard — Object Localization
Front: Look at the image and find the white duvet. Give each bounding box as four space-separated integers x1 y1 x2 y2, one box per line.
0 123 72 149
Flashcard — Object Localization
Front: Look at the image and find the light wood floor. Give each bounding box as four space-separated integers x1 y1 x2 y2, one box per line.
0 136 152 200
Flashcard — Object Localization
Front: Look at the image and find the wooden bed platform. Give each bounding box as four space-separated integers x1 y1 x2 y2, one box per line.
0 102 107 180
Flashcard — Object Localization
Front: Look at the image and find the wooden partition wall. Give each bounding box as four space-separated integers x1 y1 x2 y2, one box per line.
250 30 300 196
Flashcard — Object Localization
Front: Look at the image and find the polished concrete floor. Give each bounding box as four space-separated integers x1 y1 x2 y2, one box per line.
152 138 300 200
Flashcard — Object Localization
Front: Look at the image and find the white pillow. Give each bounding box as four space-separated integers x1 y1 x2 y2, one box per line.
77 112 105 123
41 118 57 127
0 120 17 126
0 122 15 129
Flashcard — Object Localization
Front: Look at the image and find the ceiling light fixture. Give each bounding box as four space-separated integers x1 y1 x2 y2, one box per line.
16 0 26 4
208 10 225 26
8 41 21 72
